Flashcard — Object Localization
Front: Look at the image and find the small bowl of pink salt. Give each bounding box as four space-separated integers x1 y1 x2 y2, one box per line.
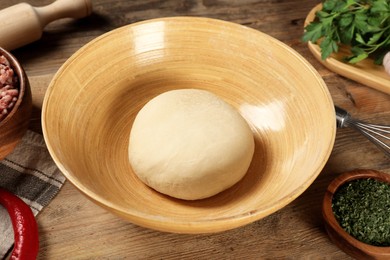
0 47 32 160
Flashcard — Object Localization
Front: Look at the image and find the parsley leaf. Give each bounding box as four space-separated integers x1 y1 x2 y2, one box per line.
303 0 390 64
302 22 323 43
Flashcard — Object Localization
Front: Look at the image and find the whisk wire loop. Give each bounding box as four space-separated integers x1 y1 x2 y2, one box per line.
335 106 390 157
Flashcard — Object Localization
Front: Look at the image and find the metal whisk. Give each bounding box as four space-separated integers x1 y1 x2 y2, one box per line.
335 106 390 157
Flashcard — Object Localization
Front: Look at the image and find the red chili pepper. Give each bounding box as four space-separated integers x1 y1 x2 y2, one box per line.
0 188 39 260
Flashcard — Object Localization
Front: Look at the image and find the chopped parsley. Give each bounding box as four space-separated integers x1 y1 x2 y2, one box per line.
332 178 390 246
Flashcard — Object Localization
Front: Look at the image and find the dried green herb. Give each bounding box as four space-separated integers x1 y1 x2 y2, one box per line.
302 0 390 64
332 178 390 246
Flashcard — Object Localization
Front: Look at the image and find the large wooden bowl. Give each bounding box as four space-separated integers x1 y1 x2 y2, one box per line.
0 47 32 160
323 170 390 259
42 17 336 233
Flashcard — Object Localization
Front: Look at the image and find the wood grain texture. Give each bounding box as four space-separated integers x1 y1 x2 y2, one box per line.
1 0 389 259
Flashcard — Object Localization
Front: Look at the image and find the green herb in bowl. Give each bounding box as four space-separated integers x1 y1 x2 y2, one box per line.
302 0 390 65
332 178 390 247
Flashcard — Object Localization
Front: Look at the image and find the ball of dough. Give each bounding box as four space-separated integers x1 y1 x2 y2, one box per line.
128 89 254 200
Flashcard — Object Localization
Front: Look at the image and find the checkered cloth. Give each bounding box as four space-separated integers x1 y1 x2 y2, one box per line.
0 130 65 258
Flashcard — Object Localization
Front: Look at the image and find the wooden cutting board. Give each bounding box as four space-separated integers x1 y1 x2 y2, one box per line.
304 4 390 95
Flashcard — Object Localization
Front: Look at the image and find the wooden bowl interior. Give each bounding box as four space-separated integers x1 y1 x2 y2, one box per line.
0 47 32 160
42 17 336 233
323 170 390 259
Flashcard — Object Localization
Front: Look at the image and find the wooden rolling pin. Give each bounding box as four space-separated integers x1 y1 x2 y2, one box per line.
0 0 93 50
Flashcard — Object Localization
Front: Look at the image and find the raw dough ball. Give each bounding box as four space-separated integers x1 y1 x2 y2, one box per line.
128 89 254 200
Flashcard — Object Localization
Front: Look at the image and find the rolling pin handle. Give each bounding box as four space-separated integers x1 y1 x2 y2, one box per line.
0 0 93 50
35 0 93 27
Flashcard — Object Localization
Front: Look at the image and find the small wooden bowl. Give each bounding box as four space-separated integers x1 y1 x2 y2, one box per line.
0 47 32 160
323 169 390 259
42 17 336 233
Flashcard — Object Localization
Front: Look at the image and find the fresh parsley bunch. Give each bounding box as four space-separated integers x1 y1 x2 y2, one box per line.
303 0 390 64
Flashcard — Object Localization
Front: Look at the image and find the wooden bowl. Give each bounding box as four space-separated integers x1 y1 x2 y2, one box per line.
0 47 32 160
42 17 336 233
323 170 390 259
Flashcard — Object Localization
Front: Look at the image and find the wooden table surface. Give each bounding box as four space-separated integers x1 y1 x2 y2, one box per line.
2 0 390 259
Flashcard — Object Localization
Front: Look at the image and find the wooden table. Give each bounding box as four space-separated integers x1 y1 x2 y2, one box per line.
3 0 390 258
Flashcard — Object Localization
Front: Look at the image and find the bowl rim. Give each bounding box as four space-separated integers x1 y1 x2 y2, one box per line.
42 16 337 232
323 169 390 257
0 47 27 126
